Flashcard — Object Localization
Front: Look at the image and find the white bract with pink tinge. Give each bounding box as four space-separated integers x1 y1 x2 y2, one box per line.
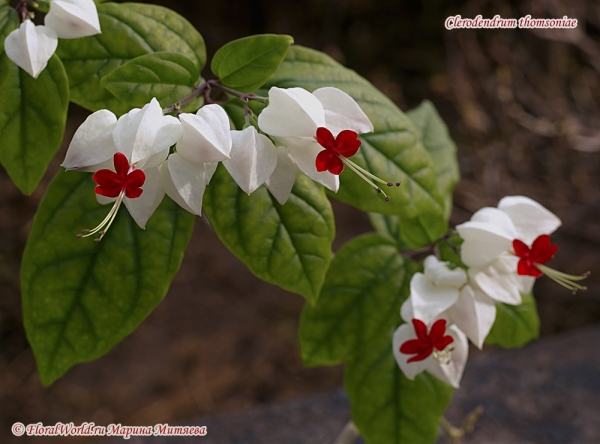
400 255 496 349
160 104 232 216
456 196 566 301
258 86 378 203
62 98 181 238
4 0 100 78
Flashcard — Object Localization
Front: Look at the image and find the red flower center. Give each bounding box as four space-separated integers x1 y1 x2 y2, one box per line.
315 127 361 175
513 234 558 278
399 319 454 363
92 152 146 199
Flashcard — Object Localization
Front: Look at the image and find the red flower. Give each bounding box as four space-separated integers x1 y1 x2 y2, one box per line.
315 127 361 175
399 319 454 363
513 234 558 278
92 152 146 199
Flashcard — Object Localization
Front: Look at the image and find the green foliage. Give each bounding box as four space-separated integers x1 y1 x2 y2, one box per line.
485 293 540 348
57 2 206 115
0 8 69 194
101 51 200 109
203 165 335 304
21 171 195 385
212 34 293 93
366 100 459 248
299 233 413 366
265 46 444 220
345 331 454 444
406 100 459 219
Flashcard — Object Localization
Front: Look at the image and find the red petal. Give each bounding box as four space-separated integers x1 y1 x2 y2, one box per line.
334 130 361 157
429 319 448 341
412 319 428 341
434 334 454 351
113 152 130 179
399 338 424 355
316 127 336 150
94 184 122 198
512 239 530 258
531 235 558 264
517 258 542 278
93 168 124 197
407 346 433 363
316 150 344 174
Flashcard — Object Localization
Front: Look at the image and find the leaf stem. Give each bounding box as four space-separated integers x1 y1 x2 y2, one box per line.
162 79 266 116
401 231 455 258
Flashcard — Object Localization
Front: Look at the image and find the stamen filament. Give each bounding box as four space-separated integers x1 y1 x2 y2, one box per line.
78 192 125 241
341 157 390 200
342 156 390 185
536 264 588 292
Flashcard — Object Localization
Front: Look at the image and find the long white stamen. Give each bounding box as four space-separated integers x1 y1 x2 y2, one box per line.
536 264 588 292
340 157 393 200
78 191 125 241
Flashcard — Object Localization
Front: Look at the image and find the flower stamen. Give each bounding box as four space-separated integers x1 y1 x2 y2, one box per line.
315 127 400 200
76 152 145 241
513 234 589 292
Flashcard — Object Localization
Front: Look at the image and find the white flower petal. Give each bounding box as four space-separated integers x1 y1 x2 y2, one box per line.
45 0 101 39
392 324 430 381
456 207 517 267
287 139 339 192
258 87 326 137
160 159 196 215
447 285 496 349
62 109 117 170
223 126 277 194
5 21 57 79
313 87 374 135
265 146 297 205
423 255 467 288
470 254 523 305
436 325 469 388
400 297 414 323
124 166 164 229
177 105 232 164
114 98 182 165
204 162 218 185
498 195 562 244
410 272 460 325
163 153 206 216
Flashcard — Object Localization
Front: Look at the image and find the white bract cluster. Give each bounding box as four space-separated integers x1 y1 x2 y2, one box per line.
62 88 376 239
5 0 101 78
393 196 585 388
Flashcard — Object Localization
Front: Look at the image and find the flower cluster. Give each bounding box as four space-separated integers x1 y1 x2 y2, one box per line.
5 0 101 78
393 196 588 388
62 88 389 240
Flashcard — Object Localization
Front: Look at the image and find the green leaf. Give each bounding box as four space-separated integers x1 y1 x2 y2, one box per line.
21 171 195 385
397 213 448 249
101 51 200 108
0 1 7 9
0 8 69 194
264 46 444 219
485 293 540 348
203 165 335 304
57 2 206 115
366 100 458 249
299 233 414 366
345 331 454 444
406 100 459 219
212 34 293 93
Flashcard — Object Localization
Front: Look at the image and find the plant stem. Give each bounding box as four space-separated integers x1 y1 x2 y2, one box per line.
333 421 359 444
